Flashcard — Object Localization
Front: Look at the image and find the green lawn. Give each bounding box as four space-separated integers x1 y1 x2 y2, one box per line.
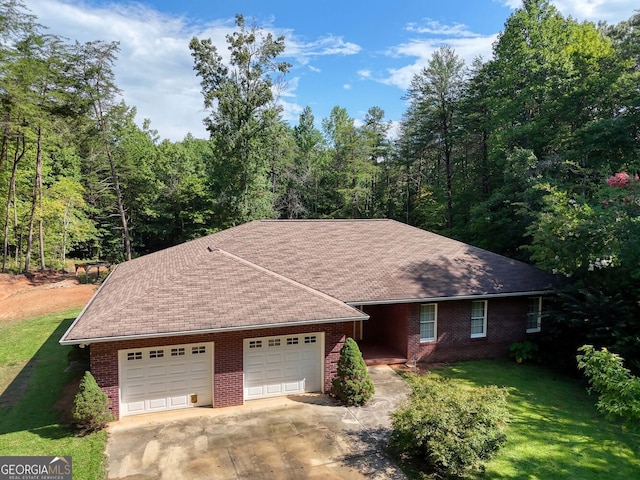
413 359 640 479
0 310 107 480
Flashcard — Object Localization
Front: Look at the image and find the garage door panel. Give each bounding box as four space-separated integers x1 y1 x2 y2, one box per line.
264 368 282 383
244 333 323 401
266 384 283 394
284 351 301 362
119 342 213 417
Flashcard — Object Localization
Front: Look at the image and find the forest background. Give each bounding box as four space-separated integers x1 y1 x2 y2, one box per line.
1 0 639 371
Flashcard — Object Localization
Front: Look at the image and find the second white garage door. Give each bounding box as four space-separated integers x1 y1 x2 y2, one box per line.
243 332 323 400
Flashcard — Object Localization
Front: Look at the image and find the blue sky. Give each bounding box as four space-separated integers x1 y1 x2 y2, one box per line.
25 0 639 141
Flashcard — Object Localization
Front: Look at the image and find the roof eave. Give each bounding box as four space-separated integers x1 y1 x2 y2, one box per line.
58 265 119 345
348 289 555 306
59 314 369 346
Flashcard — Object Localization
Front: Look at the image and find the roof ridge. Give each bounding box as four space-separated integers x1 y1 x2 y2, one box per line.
258 218 392 223
209 247 359 310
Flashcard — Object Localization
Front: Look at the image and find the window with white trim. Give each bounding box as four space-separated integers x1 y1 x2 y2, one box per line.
527 297 542 333
471 300 487 338
420 304 437 342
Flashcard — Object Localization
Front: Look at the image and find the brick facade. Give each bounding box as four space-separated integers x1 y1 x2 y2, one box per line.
91 297 537 418
90 322 349 418
362 296 535 364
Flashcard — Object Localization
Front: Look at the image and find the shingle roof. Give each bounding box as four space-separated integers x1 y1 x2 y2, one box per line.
61 219 556 343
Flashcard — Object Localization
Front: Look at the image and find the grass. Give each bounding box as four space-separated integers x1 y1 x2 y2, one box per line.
400 359 640 479
0 309 107 480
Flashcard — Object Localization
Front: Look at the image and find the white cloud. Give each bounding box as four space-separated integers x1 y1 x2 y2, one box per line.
27 0 234 141
358 69 372 79
308 65 321 73
382 35 497 90
25 1 358 142
406 19 480 37
284 34 361 65
343 84 352 90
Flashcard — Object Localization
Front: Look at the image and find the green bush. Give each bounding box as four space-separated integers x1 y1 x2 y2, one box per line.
509 340 539 364
331 337 375 406
71 371 114 433
389 374 509 478
577 344 640 424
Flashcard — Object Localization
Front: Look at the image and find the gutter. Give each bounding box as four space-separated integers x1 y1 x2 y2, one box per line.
59 313 369 346
348 289 554 306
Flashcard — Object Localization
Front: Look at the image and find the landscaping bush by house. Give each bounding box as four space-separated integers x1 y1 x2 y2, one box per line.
389 373 509 479
331 337 375 406
71 370 114 433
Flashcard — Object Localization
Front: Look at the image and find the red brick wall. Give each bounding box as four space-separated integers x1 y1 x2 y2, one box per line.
407 297 530 363
89 322 349 418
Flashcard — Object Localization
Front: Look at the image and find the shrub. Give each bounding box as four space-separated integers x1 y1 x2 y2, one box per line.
509 340 539 364
389 374 509 478
71 371 114 433
331 337 375 406
577 345 640 424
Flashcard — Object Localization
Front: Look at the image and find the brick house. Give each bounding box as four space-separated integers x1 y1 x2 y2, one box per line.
60 219 555 418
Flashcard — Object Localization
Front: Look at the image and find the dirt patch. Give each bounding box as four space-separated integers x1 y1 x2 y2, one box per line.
0 273 97 325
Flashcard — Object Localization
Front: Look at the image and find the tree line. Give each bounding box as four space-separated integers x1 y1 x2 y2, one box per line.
1 1 639 368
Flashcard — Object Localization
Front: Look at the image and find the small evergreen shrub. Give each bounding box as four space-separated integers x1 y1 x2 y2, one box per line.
71 371 114 433
331 337 375 406
389 374 509 478
509 340 539 364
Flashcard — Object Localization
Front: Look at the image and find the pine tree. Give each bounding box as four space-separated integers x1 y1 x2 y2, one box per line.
331 337 375 406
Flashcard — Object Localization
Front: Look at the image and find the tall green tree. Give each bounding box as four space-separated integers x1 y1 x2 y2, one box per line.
190 14 290 226
399 46 466 229
322 106 378 217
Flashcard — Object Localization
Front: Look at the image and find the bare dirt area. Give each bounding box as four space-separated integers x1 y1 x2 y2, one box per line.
0 272 97 325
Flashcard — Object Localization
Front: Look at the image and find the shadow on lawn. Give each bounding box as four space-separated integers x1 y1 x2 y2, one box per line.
0 316 79 438
440 361 640 479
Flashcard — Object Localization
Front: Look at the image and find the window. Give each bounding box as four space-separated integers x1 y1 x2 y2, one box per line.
149 349 164 359
420 304 437 342
191 345 206 355
127 351 142 361
471 300 487 338
268 339 281 347
527 297 542 333
248 340 262 349
171 347 186 356
286 337 299 345
304 335 317 344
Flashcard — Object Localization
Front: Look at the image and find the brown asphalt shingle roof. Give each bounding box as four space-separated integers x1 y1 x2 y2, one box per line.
61 219 556 343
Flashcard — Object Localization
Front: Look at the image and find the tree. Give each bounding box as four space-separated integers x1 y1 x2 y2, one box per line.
400 46 465 229
190 14 290 226
331 337 374 406
73 40 132 261
322 106 378 217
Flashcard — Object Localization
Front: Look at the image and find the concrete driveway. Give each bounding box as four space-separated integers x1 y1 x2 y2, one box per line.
106 365 410 479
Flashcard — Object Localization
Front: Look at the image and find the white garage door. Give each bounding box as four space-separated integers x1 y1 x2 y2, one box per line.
119 342 213 417
244 333 323 400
